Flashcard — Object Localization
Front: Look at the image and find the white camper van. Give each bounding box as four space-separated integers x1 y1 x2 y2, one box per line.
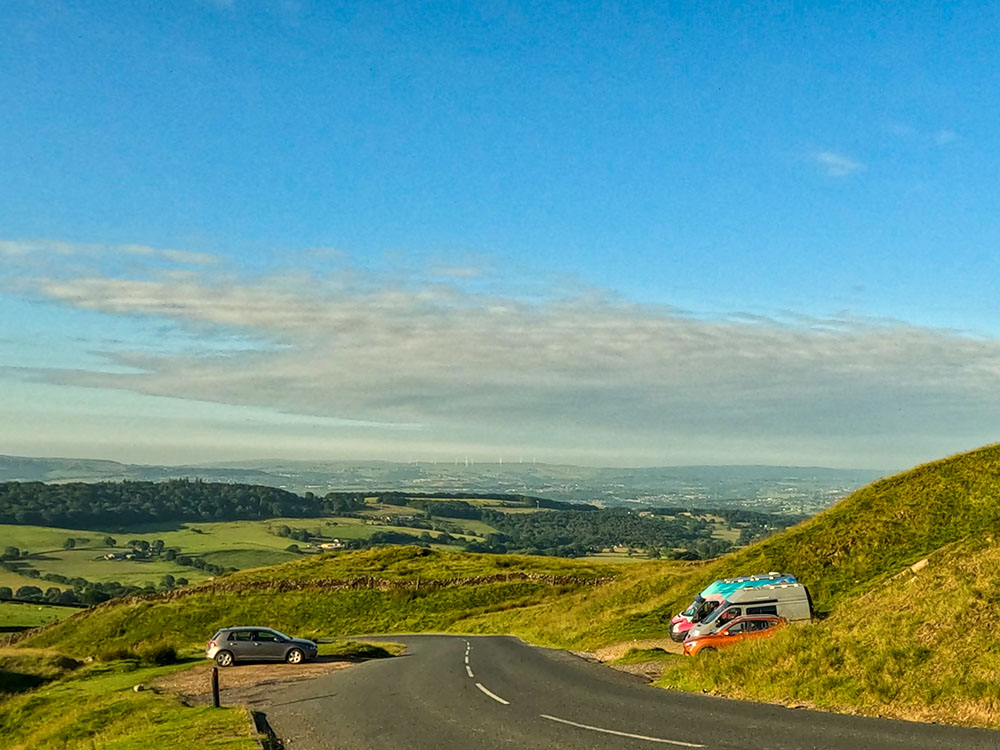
684 583 812 639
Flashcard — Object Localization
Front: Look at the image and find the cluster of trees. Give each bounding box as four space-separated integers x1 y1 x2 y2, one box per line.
0 481 579 531
322 491 579 514
465 508 727 558
0 479 325 528
0 572 189 606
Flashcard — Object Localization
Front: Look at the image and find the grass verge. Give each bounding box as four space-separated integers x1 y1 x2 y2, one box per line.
0 658 257 750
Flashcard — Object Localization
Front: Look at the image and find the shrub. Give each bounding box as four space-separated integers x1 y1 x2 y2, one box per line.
137 642 178 666
96 645 138 662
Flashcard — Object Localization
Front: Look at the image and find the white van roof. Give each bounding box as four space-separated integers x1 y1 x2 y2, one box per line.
727 582 809 604
721 572 790 584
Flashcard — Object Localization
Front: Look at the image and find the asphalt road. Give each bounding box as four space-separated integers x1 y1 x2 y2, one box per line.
259 635 1000 749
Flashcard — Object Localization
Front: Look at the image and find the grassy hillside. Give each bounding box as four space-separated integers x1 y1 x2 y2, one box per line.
14 547 703 655
628 443 1000 627
656 532 1000 727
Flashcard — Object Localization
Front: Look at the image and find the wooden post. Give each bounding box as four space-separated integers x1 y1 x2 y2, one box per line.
211 666 220 708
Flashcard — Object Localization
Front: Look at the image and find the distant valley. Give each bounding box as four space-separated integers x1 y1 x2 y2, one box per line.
0 455 885 515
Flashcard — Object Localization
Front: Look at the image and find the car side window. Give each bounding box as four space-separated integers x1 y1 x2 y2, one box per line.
230 631 252 641
254 631 279 642
726 622 745 634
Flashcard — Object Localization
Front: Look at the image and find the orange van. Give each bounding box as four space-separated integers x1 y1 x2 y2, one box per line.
682 615 785 656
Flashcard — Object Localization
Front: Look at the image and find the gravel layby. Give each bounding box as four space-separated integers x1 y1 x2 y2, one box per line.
150 658 356 704
578 637 683 683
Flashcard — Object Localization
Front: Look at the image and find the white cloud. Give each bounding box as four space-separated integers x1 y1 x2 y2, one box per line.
11 261 1000 467
0 239 217 267
885 122 960 147
813 151 865 177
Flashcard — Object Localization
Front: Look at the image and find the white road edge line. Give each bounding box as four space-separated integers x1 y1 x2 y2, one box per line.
465 665 474 678
475 682 510 705
539 714 704 747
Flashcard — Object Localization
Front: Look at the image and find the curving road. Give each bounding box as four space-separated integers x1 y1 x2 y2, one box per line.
257 635 998 749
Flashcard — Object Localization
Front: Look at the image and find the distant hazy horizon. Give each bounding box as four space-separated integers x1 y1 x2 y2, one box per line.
0 451 895 473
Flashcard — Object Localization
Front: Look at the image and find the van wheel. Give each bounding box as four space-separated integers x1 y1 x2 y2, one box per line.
286 648 304 664
215 650 234 667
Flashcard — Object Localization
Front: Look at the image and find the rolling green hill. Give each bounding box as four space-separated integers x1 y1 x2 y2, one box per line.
634 443 1000 624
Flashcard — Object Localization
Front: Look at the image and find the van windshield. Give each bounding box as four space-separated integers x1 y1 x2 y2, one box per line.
693 599 719 622
680 595 704 617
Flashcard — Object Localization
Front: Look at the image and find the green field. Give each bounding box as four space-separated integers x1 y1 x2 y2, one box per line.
0 516 468 589
0 569 69 592
22 550 213 587
0 602 76 630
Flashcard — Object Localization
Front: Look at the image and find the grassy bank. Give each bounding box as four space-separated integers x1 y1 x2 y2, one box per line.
0 657 256 750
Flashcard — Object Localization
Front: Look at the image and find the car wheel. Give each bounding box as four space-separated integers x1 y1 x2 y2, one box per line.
215 650 234 667
285 648 304 665
670 630 686 643
699 647 716 654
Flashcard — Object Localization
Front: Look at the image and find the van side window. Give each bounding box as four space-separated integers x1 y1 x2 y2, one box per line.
747 605 778 616
720 607 742 623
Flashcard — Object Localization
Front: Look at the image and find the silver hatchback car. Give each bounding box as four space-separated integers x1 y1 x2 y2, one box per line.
206 626 319 667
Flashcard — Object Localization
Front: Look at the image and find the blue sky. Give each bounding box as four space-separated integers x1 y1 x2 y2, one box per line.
2 1 999 469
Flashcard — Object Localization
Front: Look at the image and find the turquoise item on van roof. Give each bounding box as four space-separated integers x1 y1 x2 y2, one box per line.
698 573 797 600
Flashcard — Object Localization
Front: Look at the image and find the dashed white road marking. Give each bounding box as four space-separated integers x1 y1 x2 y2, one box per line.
465 665 474 678
539 714 705 747
475 682 510 705
464 654 470 665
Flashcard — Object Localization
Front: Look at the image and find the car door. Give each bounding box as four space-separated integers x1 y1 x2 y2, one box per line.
226 629 254 660
721 620 747 644
748 618 780 640
251 630 285 660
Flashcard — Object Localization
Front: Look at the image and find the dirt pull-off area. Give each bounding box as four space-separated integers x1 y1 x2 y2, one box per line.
592 637 683 661
151 657 355 705
585 638 683 683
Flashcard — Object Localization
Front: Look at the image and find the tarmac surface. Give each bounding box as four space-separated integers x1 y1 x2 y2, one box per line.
247 634 1000 749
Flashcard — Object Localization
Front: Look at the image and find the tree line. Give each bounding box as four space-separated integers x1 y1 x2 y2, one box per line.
0 482 566 529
